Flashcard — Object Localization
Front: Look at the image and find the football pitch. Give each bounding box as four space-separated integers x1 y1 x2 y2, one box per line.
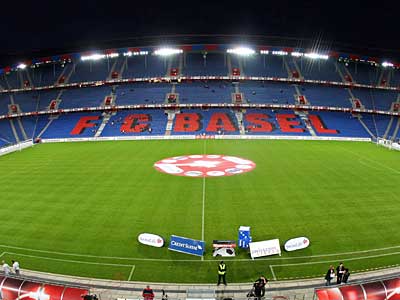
0 139 399 283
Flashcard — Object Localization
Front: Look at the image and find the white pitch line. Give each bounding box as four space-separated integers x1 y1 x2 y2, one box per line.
201 139 207 261
127 265 136 281
269 265 277 281
0 252 5 258
341 146 400 175
1 244 400 262
271 250 400 267
4 251 135 267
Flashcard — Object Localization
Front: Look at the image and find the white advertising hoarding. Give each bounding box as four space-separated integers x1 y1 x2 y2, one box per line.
249 239 281 259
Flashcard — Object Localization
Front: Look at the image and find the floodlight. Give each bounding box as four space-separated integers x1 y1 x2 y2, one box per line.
227 47 255 56
124 51 148 56
107 53 119 58
81 54 105 61
382 61 393 68
291 52 304 57
304 53 329 60
260 50 269 55
17 63 27 69
272 51 288 56
154 48 183 56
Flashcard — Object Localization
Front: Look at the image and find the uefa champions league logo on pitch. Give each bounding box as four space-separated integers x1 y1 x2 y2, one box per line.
154 155 256 177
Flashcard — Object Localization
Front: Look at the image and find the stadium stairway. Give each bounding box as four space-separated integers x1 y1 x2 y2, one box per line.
5 266 400 300
95 112 115 137
390 118 400 141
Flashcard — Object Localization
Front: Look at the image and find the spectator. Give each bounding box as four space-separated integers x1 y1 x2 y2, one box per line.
254 275 268 299
336 262 345 284
2 261 10 276
161 290 168 300
12 260 20 276
325 265 335 286
142 285 154 300
342 268 350 284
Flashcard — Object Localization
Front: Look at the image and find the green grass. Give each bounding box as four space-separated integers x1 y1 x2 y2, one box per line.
0 140 399 283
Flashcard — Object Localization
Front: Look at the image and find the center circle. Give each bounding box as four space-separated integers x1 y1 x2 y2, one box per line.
154 155 256 177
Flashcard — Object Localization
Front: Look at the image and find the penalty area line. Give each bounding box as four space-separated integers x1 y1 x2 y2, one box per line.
127 265 136 281
269 265 277 281
271 250 400 268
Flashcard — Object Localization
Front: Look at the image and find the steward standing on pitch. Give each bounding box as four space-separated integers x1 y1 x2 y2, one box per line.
217 261 227 286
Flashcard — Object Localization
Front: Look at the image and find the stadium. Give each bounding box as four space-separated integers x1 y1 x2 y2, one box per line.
0 38 399 300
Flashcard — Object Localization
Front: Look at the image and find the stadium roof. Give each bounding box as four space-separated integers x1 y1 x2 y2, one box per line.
0 0 399 64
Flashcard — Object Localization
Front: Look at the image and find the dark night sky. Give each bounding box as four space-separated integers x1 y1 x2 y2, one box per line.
1 0 399 64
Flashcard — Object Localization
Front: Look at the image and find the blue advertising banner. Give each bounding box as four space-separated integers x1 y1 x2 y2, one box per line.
168 235 205 256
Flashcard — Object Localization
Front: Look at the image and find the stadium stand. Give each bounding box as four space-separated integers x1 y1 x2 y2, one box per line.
0 43 399 149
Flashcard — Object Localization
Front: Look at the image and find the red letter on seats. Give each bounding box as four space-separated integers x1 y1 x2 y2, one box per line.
308 115 338 134
206 113 237 132
245 113 274 132
174 113 201 132
120 114 150 133
70 116 100 135
276 114 305 133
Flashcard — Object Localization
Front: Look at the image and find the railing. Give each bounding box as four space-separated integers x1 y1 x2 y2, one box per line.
0 75 399 95
0 103 399 121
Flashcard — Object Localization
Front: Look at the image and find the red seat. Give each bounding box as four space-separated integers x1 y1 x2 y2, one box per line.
232 68 240 76
111 71 119 79
234 93 242 103
49 100 57 109
58 76 65 84
344 74 353 82
104 96 112 106
168 94 177 103
170 68 179 77
298 95 306 104
292 70 299 78
23 80 30 87
10 105 18 113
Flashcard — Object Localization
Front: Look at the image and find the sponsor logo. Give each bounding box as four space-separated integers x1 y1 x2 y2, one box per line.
213 247 236 257
138 233 164 248
212 240 237 248
249 239 281 259
284 237 310 252
168 235 205 256
154 155 256 177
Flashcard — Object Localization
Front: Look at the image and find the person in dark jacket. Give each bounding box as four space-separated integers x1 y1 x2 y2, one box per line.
325 265 335 286
336 262 345 284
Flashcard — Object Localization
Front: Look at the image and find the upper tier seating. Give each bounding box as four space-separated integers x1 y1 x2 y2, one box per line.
296 58 341 82
59 86 112 109
240 82 296 104
116 83 170 105
184 53 228 76
241 55 288 78
300 86 351 107
176 82 233 104
124 55 169 78
69 60 110 83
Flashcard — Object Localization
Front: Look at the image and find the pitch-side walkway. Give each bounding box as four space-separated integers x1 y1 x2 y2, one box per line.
4 267 400 300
